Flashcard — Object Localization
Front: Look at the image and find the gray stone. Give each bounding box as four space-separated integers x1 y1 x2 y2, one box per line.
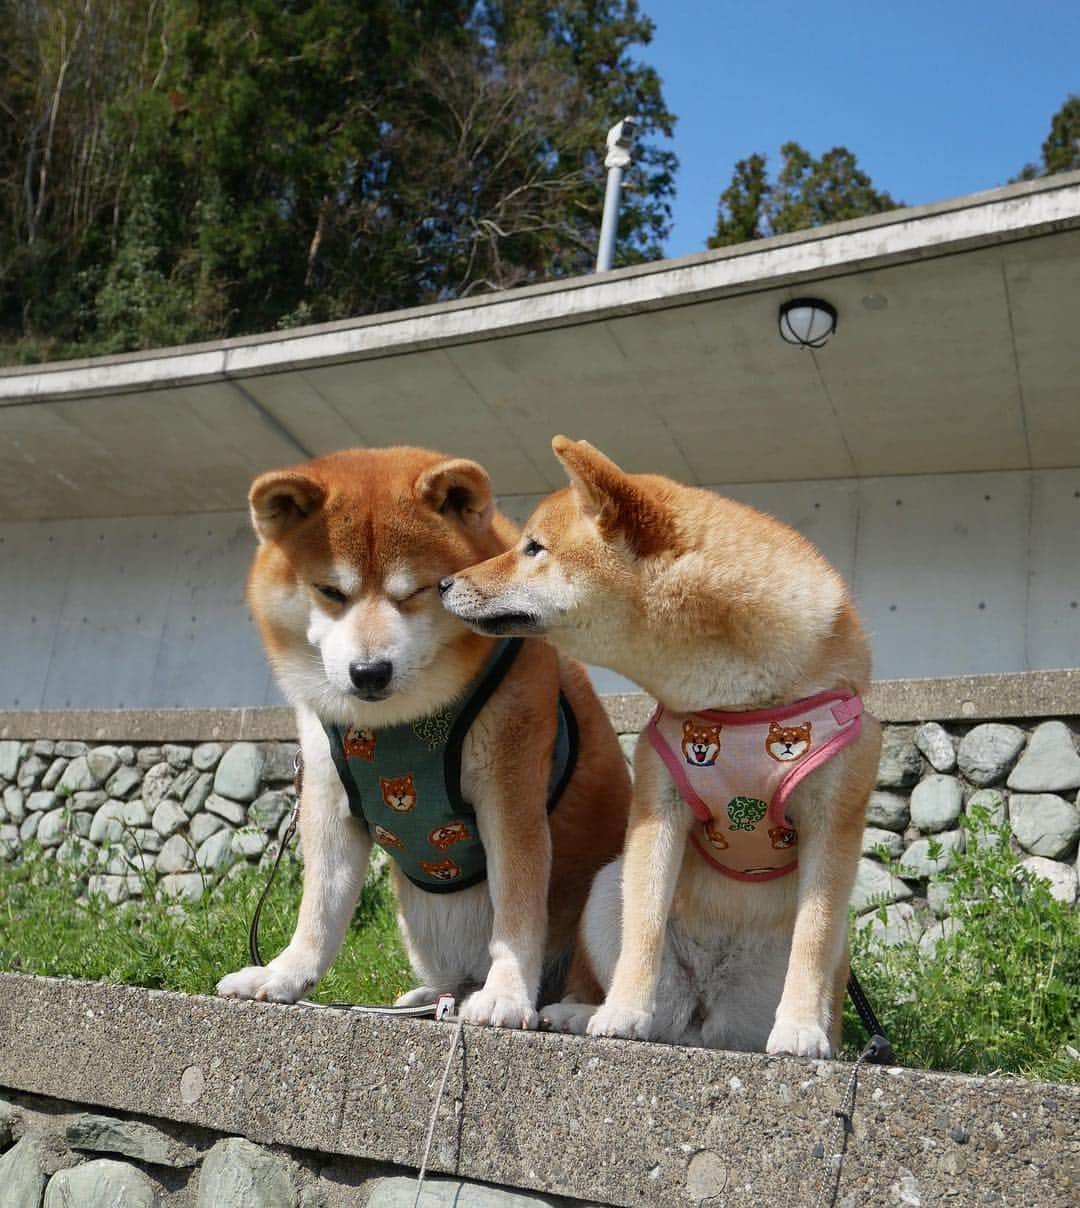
196 828 236 873
4 785 26 823
0 824 19 858
898 829 966 879
168 766 200 802
156 833 196 874
87 874 135 904
117 746 136 766
1008 793 1080 859
261 742 300 784
0 739 23 780
151 800 187 838
40 758 69 790
957 724 1026 786
88 800 126 844
855 901 924 947
919 917 963 958
182 772 214 817
71 790 107 813
205 793 248 826
250 790 292 832
102 845 154 877
66 1112 199 1167
192 742 224 772
56 741 88 759
190 812 225 845
141 763 175 807
1020 856 1079 905
909 774 963 833
913 722 956 773
19 812 40 843
87 748 121 786
44 1158 156 1207
163 744 192 769
57 756 100 794
56 835 95 867
875 726 922 788
134 828 163 854
232 826 269 858
71 812 94 838
368 1177 556 1207
849 857 913 913
0 1136 49 1208
864 790 910 832
965 787 1007 828
32 740 55 757
196 1137 296 1208
105 765 143 800
17 755 47 790
861 826 904 860
158 873 204 903
926 878 954 917
36 809 67 848
618 733 638 765
135 746 163 769
213 743 265 804
1006 721 1080 793
26 790 58 813
121 799 151 828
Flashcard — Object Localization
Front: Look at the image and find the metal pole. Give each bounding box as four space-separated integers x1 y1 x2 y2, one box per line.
596 117 636 272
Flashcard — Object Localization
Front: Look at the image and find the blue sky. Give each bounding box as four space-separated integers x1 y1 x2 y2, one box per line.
635 1 1080 258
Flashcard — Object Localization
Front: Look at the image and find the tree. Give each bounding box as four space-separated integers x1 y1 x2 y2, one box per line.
0 0 676 362
1016 95 1080 180
708 141 899 249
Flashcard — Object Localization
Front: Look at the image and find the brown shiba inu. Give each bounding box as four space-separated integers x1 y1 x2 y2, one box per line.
440 437 881 1057
217 447 630 1028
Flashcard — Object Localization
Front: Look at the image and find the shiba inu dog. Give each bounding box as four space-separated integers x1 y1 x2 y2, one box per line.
440 437 881 1057
217 447 630 1028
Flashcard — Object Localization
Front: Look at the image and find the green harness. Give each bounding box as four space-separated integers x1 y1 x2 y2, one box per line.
324 638 578 893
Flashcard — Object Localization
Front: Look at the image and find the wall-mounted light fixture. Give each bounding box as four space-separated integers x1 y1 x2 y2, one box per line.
778 298 838 348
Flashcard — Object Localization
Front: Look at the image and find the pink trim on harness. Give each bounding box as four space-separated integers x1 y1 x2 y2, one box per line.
646 690 864 883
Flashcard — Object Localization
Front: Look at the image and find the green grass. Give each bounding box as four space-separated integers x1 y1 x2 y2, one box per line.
842 808 1080 1083
3 813 1078 1083
0 846 412 1006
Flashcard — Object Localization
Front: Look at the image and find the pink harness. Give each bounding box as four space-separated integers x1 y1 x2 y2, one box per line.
646 690 864 882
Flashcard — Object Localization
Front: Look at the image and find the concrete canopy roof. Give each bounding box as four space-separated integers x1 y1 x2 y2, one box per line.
2 171 1079 522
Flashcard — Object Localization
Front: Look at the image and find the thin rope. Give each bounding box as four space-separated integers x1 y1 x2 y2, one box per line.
812 1038 878 1208
413 1016 465 1208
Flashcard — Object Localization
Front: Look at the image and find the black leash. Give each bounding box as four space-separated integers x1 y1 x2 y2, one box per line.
846 969 894 1064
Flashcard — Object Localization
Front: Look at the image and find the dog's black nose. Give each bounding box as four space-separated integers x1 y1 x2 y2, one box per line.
348 659 393 695
438 576 454 596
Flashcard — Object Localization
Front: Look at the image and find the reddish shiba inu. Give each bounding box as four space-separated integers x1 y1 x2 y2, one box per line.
217 447 630 1028
441 437 880 1057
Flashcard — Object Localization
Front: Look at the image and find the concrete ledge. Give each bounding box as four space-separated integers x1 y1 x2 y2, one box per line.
1 975 1077 1207
1 669 1077 742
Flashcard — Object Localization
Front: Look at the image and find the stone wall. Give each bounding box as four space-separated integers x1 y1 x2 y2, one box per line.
1 709 1079 926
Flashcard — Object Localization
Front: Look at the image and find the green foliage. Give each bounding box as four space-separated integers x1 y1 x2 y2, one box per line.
0 843 412 1005
1016 94 1080 180
1 0 675 362
844 808 1080 1082
708 141 900 248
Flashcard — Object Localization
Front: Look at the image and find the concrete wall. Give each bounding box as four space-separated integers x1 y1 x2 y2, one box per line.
1 467 1078 709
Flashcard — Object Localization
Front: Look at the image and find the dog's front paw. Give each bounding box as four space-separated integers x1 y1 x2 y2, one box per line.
460 988 538 1030
586 1003 652 1041
539 1000 597 1035
766 1019 832 1059
216 965 314 1004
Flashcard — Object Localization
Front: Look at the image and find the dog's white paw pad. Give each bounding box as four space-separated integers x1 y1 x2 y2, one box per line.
460 989 538 1030
586 1004 652 1041
539 1002 597 1034
766 1020 832 1060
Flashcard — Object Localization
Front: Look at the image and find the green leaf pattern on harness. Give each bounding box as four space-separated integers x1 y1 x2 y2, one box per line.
412 705 454 751
727 796 767 832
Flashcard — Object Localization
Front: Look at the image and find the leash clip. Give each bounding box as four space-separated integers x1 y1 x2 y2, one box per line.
434 994 457 1022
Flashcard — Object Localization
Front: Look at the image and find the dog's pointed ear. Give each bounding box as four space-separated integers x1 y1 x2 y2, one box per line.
415 458 493 531
551 435 673 556
249 470 327 542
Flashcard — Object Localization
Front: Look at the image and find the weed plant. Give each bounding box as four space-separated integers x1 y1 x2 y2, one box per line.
0 838 411 1006
843 808 1080 1083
